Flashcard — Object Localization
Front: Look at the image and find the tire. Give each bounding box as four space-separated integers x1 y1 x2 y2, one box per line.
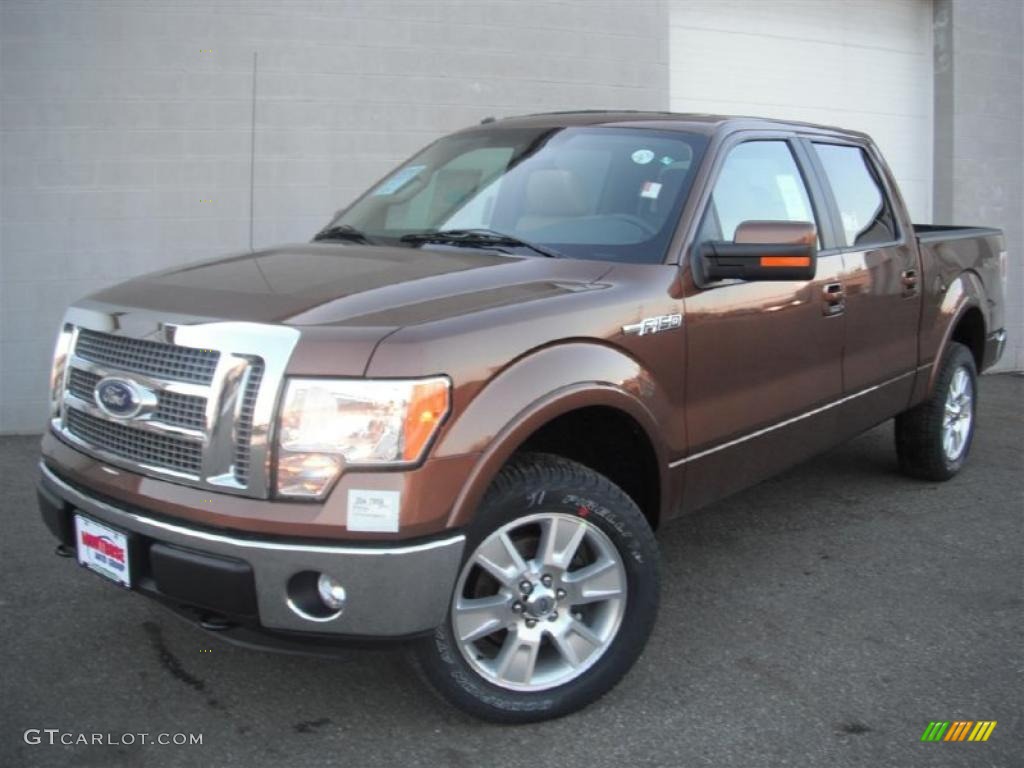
414 453 659 723
895 341 978 481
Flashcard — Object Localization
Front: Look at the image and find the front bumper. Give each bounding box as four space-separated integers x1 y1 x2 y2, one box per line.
39 462 465 639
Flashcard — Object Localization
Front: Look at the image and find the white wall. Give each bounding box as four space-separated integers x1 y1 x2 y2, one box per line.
0 0 669 433
669 0 934 222
934 0 1023 372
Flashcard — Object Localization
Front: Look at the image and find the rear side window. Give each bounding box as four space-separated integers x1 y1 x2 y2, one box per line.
813 143 898 248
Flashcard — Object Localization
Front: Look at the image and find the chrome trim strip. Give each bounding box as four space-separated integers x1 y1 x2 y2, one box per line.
670 368 924 468
41 461 463 557
63 393 206 441
69 355 211 399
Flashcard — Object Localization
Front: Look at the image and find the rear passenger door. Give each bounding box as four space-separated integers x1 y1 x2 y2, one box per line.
805 140 921 424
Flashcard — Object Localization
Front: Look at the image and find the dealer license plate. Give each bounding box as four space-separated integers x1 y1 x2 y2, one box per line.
74 515 131 588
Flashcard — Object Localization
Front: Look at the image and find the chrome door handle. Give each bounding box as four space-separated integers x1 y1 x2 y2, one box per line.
822 282 845 316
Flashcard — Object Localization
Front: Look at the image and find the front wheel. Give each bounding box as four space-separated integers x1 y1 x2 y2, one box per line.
414 453 659 723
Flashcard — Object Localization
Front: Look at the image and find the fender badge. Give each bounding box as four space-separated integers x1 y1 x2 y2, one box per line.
622 314 682 336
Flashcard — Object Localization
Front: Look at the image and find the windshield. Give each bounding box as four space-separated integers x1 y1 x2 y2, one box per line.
323 126 709 264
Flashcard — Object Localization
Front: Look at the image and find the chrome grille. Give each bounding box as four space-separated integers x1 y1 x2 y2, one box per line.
233 358 264 485
75 329 220 384
158 390 207 430
52 309 299 498
67 368 207 430
67 368 99 401
66 409 203 475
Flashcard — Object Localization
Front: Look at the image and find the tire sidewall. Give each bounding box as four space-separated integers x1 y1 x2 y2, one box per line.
417 456 659 722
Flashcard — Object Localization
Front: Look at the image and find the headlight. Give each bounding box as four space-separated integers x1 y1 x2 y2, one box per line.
49 323 74 418
274 376 451 499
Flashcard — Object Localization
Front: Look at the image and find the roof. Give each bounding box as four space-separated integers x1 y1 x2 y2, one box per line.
468 110 870 141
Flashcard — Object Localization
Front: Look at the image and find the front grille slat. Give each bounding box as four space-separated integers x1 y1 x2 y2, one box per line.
66 409 202 476
67 368 99 402
76 329 220 384
233 359 264 485
67 368 207 431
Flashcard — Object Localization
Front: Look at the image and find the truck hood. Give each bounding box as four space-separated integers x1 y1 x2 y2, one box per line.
87 243 611 329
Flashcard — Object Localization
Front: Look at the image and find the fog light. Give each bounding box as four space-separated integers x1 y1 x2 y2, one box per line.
317 573 347 612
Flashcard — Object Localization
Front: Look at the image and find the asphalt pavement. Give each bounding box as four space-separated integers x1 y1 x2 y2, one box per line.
2 374 1021 768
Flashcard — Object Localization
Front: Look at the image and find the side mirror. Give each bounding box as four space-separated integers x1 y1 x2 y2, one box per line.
699 220 817 281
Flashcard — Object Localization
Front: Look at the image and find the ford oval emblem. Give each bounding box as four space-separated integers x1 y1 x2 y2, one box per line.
95 377 145 419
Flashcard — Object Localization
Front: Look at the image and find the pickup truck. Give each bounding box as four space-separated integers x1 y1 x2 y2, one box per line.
38 112 1008 722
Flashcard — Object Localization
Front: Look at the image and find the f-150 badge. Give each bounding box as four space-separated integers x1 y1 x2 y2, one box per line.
622 314 682 336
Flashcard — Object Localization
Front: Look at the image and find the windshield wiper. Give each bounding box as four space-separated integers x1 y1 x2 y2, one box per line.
313 224 373 244
399 229 564 259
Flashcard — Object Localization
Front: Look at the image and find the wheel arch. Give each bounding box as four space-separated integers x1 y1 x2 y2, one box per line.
926 272 988 395
438 343 672 532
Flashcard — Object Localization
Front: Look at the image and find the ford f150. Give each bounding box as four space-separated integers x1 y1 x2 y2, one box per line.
38 112 1008 722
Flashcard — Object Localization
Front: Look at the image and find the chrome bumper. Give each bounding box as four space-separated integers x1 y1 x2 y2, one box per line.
40 463 465 637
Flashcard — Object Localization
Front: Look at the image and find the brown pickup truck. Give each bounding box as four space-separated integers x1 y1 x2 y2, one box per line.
39 112 1008 722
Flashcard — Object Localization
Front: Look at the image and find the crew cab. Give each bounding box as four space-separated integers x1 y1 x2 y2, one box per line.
38 112 1008 722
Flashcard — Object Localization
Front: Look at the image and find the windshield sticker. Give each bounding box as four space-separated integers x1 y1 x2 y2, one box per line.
372 165 426 196
631 149 655 165
660 155 675 165
640 181 662 199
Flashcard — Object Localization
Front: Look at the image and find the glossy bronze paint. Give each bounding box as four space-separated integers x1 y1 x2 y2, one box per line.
44 113 1006 541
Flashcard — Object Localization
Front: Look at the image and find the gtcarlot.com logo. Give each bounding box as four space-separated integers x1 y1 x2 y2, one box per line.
920 720 997 742
24 729 203 746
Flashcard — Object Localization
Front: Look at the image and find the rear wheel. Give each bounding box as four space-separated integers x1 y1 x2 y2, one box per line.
895 342 978 480
414 453 659 723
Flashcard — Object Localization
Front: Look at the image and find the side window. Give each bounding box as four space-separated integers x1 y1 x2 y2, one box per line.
699 140 816 244
813 143 897 248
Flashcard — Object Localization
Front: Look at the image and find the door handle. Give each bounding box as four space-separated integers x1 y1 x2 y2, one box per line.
822 282 845 316
901 269 919 297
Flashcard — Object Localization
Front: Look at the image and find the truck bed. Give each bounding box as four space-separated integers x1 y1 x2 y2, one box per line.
914 223 1003 243
913 222 1006 373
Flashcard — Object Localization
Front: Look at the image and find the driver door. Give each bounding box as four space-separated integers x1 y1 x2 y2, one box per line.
680 136 847 512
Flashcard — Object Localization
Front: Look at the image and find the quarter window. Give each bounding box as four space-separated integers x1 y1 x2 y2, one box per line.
698 140 816 244
813 143 897 248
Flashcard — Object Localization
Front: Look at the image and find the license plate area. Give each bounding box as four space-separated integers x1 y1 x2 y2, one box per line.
74 514 132 588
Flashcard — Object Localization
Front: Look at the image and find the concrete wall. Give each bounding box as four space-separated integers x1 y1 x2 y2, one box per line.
0 0 669 433
934 0 1023 371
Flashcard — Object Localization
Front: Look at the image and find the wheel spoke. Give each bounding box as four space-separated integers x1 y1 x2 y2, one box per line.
550 618 603 669
474 531 528 587
537 515 588 570
454 594 509 643
563 558 625 605
548 627 581 668
493 630 540 685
